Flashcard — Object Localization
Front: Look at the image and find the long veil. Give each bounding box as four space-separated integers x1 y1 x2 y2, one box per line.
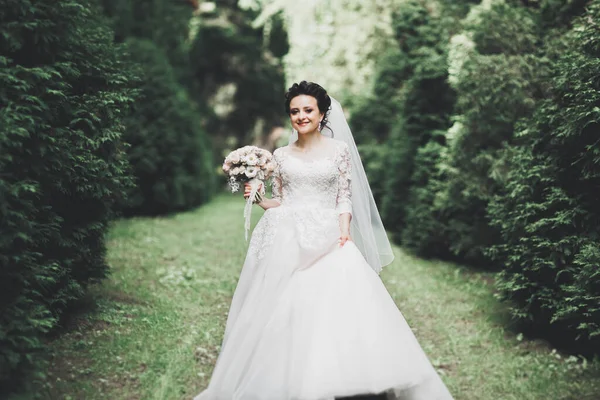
288 97 395 273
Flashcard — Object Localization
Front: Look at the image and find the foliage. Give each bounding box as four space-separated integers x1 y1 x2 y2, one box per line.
254 0 400 105
349 46 408 204
120 39 215 215
349 0 599 348
377 0 456 242
99 0 217 215
100 0 195 83
350 47 408 146
413 1 549 264
400 139 452 257
264 11 290 59
538 0 590 29
189 4 287 150
488 1 600 343
0 0 135 389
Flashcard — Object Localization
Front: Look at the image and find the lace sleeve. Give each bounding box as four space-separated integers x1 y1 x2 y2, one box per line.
271 148 283 205
336 143 352 215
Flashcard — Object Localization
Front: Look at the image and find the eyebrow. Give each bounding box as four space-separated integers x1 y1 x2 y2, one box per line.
290 106 314 110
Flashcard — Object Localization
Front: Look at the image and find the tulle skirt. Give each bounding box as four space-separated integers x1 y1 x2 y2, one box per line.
194 205 454 400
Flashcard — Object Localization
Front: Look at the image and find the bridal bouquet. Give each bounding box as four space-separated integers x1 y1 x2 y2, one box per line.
223 146 275 240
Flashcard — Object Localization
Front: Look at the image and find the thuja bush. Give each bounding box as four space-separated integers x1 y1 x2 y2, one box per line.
488 2 600 344
349 47 408 205
121 38 215 216
99 0 216 214
401 138 453 258
425 1 548 264
350 47 409 146
100 0 198 88
379 0 455 243
0 0 135 388
538 0 590 29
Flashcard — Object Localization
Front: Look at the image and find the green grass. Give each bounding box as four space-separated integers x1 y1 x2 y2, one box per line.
20 193 600 399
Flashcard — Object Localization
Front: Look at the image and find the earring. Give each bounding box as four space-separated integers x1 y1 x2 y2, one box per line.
318 121 322 132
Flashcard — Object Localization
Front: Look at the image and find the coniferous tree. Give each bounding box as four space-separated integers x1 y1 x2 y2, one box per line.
100 0 217 215
121 38 215 215
0 0 136 387
377 1 456 243
488 1 600 346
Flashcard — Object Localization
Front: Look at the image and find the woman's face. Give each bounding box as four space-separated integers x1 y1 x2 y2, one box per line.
289 95 323 135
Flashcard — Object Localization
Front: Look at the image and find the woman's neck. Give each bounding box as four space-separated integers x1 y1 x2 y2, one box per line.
294 130 323 151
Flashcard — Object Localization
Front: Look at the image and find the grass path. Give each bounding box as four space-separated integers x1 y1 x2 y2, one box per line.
25 194 600 400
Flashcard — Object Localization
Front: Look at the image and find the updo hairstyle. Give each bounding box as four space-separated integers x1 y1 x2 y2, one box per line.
284 81 332 131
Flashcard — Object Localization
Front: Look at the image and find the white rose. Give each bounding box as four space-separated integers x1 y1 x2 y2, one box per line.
245 166 258 178
246 153 258 166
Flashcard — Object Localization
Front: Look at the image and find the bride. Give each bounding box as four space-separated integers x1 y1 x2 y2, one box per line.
194 81 454 400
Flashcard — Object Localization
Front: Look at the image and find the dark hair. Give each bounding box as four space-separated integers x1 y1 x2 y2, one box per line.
285 81 332 130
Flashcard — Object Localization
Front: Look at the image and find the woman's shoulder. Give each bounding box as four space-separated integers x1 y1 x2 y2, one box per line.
308 136 347 152
327 137 349 153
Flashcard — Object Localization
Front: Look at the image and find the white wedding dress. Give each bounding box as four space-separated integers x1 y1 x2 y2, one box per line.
195 139 454 400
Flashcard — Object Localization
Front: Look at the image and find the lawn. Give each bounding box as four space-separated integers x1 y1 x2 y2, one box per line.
20 193 600 400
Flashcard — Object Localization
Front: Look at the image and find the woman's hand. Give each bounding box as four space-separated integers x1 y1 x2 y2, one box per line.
243 182 263 200
338 212 352 247
339 232 352 247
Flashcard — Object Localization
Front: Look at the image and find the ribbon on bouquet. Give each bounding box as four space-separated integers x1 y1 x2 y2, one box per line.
243 177 265 241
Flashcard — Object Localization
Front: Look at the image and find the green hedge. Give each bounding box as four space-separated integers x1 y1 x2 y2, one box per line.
378 0 456 243
401 1 548 264
0 0 135 387
100 0 195 84
121 39 215 215
401 138 452 258
99 0 217 215
349 47 408 207
488 2 600 343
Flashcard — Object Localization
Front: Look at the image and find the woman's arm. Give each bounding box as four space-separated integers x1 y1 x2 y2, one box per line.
243 183 281 210
339 212 352 247
257 197 281 210
336 143 353 247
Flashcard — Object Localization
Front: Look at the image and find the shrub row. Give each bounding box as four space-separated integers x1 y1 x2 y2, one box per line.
0 0 135 387
1 0 219 389
101 0 217 215
120 38 215 215
353 0 600 346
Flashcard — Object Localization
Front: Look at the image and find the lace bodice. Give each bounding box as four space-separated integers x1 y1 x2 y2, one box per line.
271 139 352 215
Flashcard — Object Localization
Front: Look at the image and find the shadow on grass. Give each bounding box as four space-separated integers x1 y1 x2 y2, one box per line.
407 248 600 359
47 285 145 341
